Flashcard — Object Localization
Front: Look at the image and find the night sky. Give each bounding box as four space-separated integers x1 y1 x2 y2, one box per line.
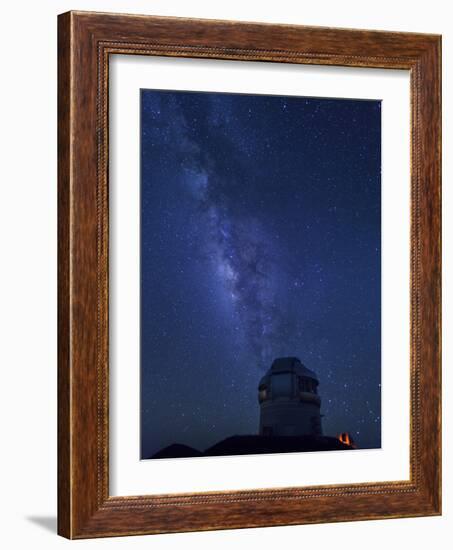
140 89 381 458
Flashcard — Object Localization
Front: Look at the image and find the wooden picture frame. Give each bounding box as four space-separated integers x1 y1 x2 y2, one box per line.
58 10 441 539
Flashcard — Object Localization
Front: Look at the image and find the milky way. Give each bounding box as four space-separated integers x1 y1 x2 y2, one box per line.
169 98 286 369
140 90 382 457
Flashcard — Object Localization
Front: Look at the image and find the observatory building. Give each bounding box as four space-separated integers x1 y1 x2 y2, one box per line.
150 356 357 459
258 357 323 437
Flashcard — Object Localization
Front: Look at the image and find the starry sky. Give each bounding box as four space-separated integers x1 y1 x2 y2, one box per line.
140 89 381 459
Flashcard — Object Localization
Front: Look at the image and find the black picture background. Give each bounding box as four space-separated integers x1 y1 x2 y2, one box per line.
140 89 381 459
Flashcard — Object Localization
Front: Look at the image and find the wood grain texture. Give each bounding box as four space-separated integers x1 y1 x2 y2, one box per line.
57 10 441 539
57 11 71 538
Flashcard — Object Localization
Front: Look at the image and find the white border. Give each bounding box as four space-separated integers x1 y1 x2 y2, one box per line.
109 55 410 496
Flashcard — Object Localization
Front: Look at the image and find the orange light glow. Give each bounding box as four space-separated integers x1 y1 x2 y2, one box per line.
337 432 357 448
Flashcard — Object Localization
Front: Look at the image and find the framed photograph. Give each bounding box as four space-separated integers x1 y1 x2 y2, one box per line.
58 11 441 538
